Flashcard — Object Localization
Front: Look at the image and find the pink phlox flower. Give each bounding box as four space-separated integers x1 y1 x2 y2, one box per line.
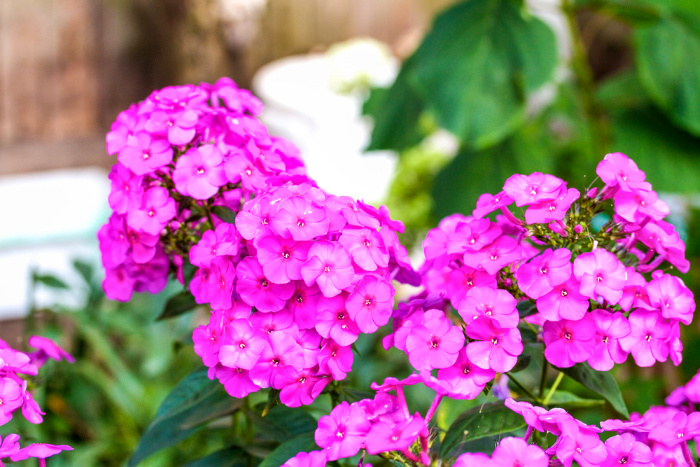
128 248 170 295
106 107 142 155
118 132 173 175
433 348 495 399
301 241 355 298
619 310 671 367
587 309 630 371
250 332 304 389
619 268 654 312
108 163 144 215
218 319 267 370
338 228 389 272
536 277 589 322
452 452 492 466
27 335 74 367
649 411 700 447
465 316 523 373
314 401 371 461
102 264 137 301
647 272 695 326
0 349 37 376
189 223 240 267
9 443 73 462
149 84 208 109
447 266 497 301
452 218 502 254
405 309 464 370
525 187 580 224
364 413 427 455
190 256 237 309
463 235 522 275
359 392 406 426
315 295 361 346
651 444 688 467
296 328 322 368
370 374 423 393
317 339 353 380
491 436 549 467
684 372 700 404
345 276 394 334
208 77 263 114
250 310 297 337
390 308 429 353
193 319 224 368
516 248 572 299
216 365 260 398
0 434 20 461
21 381 45 424
378 204 405 233
543 315 595 368
472 191 514 218
505 398 550 432
665 386 688 408
327 196 380 230
635 220 689 273
668 321 683 366
224 144 269 191
277 367 328 407
236 257 294 312
271 196 330 241
0 377 24 424
601 432 653 466
456 286 518 329
600 416 648 433
126 186 176 235
257 235 311 284
145 109 199 145
423 265 453 298
287 282 322 330
596 153 647 192
422 214 471 267
614 188 670 224
503 172 566 207
553 417 607 467
236 196 275 241
173 145 228 199
282 450 328 467
573 249 627 305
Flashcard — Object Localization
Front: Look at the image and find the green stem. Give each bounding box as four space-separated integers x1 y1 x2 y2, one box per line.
506 373 540 403
538 359 549 398
562 0 610 157
543 371 565 406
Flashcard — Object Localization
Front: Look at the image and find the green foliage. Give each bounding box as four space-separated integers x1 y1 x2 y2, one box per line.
555 363 629 418
440 401 526 457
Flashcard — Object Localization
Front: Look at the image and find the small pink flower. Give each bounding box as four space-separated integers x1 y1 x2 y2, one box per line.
272 196 330 241
491 437 548 467
543 316 595 368
465 317 523 372
516 248 572 299
364 414 427 455
601 433 653 466
587 310 630 371
573 249 627 305
405 310 463 370
301 241 355 297
126 187 176 236
536 277 589 321
315 402 370 461
503 172 566 207
173 145 228 199
456 286 518 329
619 310 671 367
256 235 311 284
345 276 394 334
596 152 647 191
118 132 173 175
339 228 389 272
236 257 294 312
218 319 267 370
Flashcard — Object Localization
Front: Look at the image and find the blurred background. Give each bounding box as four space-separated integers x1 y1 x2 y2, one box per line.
3 0 700 465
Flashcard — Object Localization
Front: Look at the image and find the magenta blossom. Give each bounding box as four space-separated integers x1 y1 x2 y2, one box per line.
601 433 653 466
364 413 427 455
282 450 327 467
573 249 627 304
503 172 566 207
516 248 572 299
345 276 394 334
455 286 518 329
173 144 228 199
543 316 595 368
465 317 523 373
405 310 463 370
314 401 370 461
491 437 548 467
301 241 355 297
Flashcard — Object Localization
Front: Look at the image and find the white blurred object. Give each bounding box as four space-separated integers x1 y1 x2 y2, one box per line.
326 37 398 94
217 0 267 48
253 45 400 203
0 168 110 319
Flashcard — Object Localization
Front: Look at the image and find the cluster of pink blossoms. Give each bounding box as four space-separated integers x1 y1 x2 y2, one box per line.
391 152 693 393
191 177 415 405
0 336 73 465
99 80 416 406
98 78 305 301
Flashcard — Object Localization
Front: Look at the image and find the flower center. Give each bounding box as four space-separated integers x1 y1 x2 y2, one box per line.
337 312 345 321
365 298 373 307
602 336 609 344
271 358 280 366
295 294 304 303
282 251 290 259
430 338 439 348
148 210 155 217
363 238 371 247
297 219 305 227
196 167 205 175
645 334 652 342
239 342 246 349
260 279 269 288
539 266 548 275
324 265 331 273
564 332 572 340
142 152 151 160
463 366 470 375
619 456 628 464
560 289 568 297
491 337 499 345
490 253 498 260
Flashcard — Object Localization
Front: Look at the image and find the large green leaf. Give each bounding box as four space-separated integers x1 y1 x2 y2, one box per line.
258 432 318 467
546 390 605 411
183 446 251 467
129 368 243 466
556 363 629 418
409 0 557 149
636 12 700 136
364 59 426 151
247 405 318 444
440 401 527 457
157 290 199 320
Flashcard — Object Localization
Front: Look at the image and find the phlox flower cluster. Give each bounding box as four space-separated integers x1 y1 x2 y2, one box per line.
0 336 73 465
392 152 693 397
192 178 415 406
98 78 305 301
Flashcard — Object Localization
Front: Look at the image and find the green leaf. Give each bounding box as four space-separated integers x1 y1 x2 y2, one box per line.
157 290 199 321
364 61 426 151
342 388 375 403
440 401 526 457
247 405 317 444
546 390 605 411
636 12 700 136
555 363 629 418
72 259 95 285
258 432 318 467
129 368 244 466
509 353 532 373
183 446 251 467
33 273 69 290
516 300 537 318
409 0 557 148
211 205 237 224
